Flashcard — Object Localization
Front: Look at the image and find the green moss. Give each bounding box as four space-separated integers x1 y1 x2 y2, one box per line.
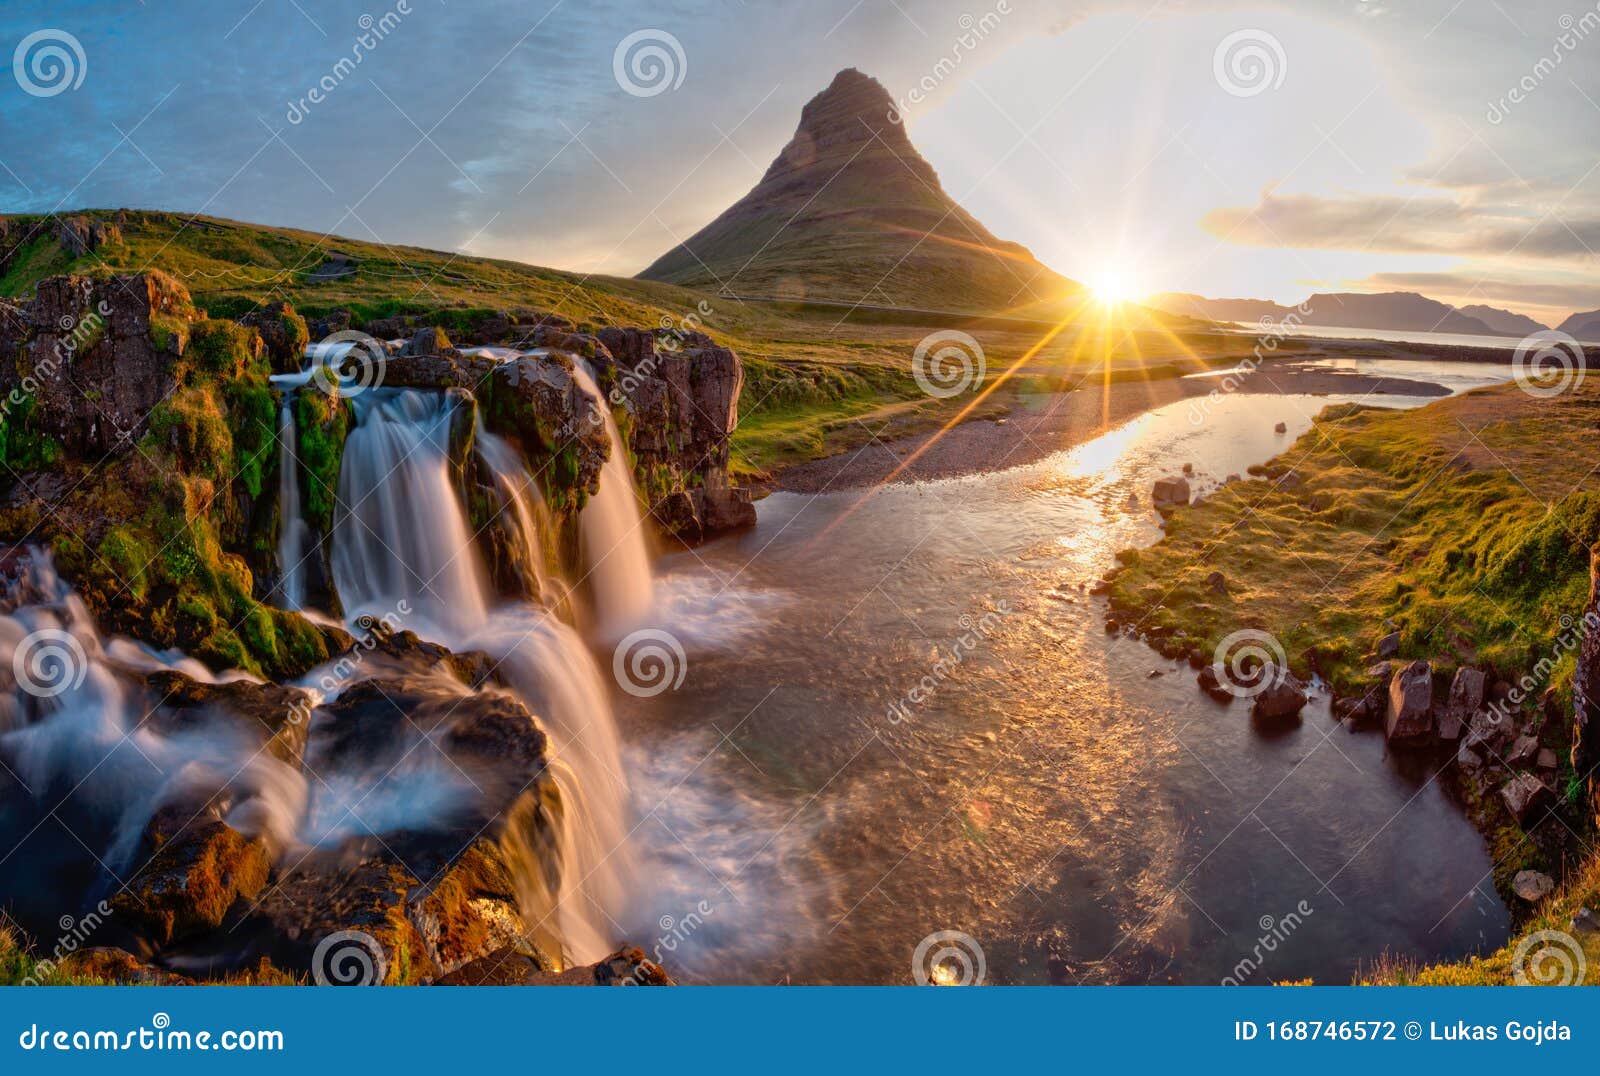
224 379 277 499
149 311 190 353
294 388 348 535
0 395 64 471
185 318 261 378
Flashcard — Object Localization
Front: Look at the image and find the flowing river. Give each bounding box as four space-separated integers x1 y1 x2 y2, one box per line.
621 386 1511 984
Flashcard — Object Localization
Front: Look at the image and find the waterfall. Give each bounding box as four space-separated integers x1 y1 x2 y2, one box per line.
327 387 639 964
274 401 313 609
570 361 654 637
0 551 307 934
475 424 553 602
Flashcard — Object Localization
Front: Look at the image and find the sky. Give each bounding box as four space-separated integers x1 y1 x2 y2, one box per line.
2 0 1597 324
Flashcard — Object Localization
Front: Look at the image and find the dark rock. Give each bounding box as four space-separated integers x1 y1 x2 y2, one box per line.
1152 476 1190 507
1273 421 1287 433
1506 735 1540 768
1385 659 1433 744
1456 740 1483 772
1537 747 1559 772
1252 673 1308 721
439 945 672 986
239 300 310 373
401 326 458 358
1204 571 1228 596
309 310 352 339
1500 773 1554 825
1466 707 1514 752
110 803 272 945
140 669 315 767
1197 663 1233 703
1376 632 1400 659
1276 470 1302 490
57 947 193 986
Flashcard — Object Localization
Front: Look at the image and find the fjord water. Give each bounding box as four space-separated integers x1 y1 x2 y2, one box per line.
625 391 1509 984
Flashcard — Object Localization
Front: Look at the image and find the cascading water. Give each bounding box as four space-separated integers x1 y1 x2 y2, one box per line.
273 401 313 609
0 551 307 935
475 423 553 602
327 386 639 963
571 361 654 637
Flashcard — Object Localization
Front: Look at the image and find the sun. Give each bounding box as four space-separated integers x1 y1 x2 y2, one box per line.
1086 266 1139 307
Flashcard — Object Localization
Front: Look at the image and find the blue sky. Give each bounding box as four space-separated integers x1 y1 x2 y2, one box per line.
2 0 1596 322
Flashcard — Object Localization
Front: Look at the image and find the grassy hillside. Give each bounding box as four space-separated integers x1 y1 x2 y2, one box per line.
0 209 1249 478
1104 377 1600 981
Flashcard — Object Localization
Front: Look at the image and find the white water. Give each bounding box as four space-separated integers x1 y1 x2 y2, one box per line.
0 553 307 916
571 362 654 637
326 387 639 963
274 402 313 609
475 423 553 601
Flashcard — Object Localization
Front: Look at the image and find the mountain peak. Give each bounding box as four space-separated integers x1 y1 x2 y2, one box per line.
639 70 1077 313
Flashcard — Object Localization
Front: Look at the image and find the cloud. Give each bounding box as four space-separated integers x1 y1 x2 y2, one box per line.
1201 190 1600 263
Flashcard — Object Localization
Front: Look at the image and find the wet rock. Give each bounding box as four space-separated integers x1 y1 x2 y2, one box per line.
439 944 673 986
1252 673 1308 721
1456 740 1483 772
1447 666 1485 714
1385 659 1433 744
487 351 611 499
110 803 272 946
1500 773 1554 825
1512 870 1555 903
1273 421 1287 433
140 669 315 767
1152 476 1190 508
1181 462 1194 475
401 326 459 359
1197 663 1233 703
310 310 352 339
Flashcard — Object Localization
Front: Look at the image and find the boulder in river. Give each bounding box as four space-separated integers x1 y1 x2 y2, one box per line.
1251 672 1308 721
1152 476 1190 508
1385 659 1434 744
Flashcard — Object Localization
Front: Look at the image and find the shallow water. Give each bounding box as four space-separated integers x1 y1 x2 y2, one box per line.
618 392 1509 984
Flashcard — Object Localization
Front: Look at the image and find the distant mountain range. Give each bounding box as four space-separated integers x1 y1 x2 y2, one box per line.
639 69 1081 315
1146 291 1569 338
1558 309 1600 341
